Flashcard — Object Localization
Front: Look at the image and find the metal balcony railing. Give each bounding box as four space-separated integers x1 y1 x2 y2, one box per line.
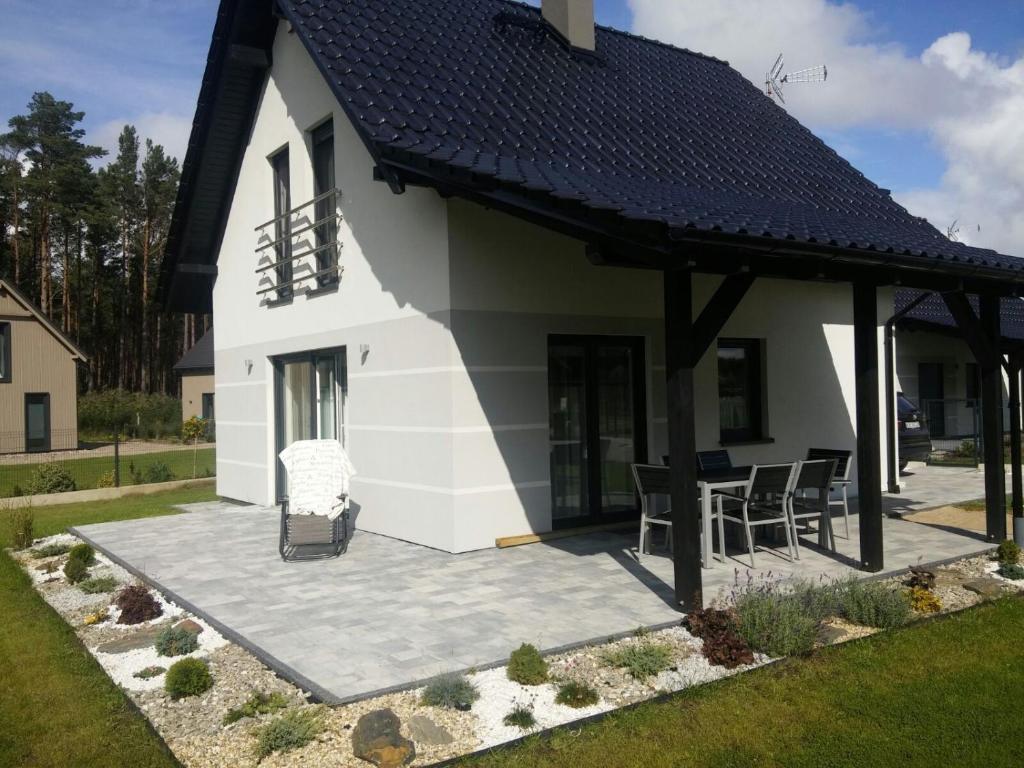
254 188 343 300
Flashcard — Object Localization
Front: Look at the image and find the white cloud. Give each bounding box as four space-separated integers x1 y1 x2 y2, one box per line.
92 112 193 166
628 0 1024 257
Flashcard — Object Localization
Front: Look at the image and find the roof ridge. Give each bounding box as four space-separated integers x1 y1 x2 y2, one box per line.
495 0 729 65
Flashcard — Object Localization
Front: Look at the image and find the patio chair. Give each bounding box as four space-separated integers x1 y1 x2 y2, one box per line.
807 448 852 538
277 439 356 562
715 463 798 567
631 463 724 562
789 459 838 559
659 450 733 473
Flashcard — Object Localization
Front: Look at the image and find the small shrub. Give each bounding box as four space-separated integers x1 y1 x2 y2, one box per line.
25 464 76 495
96 470 116 488
133 665 166 680
836 579 911 629
11 484 23 497
144 461 175 484
908 586 942 613
8 508 34 549
83 608 109 626
165 658 213 700
115 584 163 624
155 625 200 657
223 691 290 725
63 557 89 584
906 566 937 590
255 709 323 761
67 543 96 566
601 642 673 680
502 704 536 731
79 576 119 594
996 540 1021 566
507 643 548 685
684 608 754 669
733 588 819 657
998 563 1024 580
31 542 71 559
554 680 599 708
421 672 479 710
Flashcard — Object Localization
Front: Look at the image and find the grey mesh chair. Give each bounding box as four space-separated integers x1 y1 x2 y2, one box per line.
807 448 852 538
631 463 724 563
789 459 838 559
715 463 798 567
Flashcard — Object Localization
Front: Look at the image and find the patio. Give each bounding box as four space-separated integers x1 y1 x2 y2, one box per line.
71 464 995 704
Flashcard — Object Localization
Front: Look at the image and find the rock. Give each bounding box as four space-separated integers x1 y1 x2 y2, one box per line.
352 709 416 767
96 624 166 653
962 578 1005 598
174 619 204 636
817 623 850 645
407 714 453 746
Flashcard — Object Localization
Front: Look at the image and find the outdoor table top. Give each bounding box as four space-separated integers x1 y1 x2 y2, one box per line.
697 466 753 483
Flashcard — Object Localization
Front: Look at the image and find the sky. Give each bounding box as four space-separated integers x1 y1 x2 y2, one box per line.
1 0 1022 256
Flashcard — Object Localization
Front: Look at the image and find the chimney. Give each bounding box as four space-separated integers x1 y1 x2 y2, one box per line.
542 0 596 51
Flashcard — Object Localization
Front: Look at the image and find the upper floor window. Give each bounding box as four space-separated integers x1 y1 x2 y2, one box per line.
270 147 293 301
717 338 766 443
311 120 338 288
0 322 10 383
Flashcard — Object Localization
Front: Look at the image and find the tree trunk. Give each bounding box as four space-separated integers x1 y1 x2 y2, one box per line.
141 218 151 392
11 177 20 283
62 223 71 332
39 203 50 314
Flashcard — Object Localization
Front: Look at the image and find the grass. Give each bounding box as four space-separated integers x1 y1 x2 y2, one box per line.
462 598 1024 768
957 495 1012 512
0 485 216 767
0 448 216 498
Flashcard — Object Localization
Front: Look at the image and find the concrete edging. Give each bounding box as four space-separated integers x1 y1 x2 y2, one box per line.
4 477 215 508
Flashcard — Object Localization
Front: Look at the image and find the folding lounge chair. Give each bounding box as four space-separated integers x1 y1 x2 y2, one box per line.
278 439 356 561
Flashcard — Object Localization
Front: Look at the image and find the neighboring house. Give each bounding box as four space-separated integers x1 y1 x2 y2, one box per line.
159 0 1024 562
174 330 216 422
0 279 88 453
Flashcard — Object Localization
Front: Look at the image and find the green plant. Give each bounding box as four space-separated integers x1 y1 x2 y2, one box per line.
507 643 548 685
31 541 70 558
602 641 673 680
836 579 912 629
133 665 166 680
996 540 1021 566
8 508 34 549
79 576 119 594
223 691 290 725
67 543 96 566
555 680 599 708
63 557 89 584
78 389 183 438
997 563 1024 580
254 708 323 761
421 672 480 710
733 587 819 657
684 608 755 669
25 464 76 495
144 462 174 484
164 658 213 700
114 584 163 624
155 625 199 657
908 586 942 613
502 704 536 731
96 470 116 489
181 416 207 479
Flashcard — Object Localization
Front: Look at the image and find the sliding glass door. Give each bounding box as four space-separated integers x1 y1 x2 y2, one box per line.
274 348 346 499
548 336 647 528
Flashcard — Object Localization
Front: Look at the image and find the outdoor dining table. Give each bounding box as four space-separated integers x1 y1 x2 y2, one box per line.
698 465 752 568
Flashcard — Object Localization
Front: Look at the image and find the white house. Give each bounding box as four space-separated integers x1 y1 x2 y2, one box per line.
159 0 1024 593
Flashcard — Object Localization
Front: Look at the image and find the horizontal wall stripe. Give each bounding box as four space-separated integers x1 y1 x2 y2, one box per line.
216 380 265 389
347 423 548 434
354 477 550 495
216 420 266 428
218 458 267 469
350 365 547 380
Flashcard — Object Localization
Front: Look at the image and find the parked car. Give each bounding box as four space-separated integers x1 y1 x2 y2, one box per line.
898 393 932 470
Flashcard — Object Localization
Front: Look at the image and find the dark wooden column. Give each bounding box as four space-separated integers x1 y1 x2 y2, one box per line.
664 269 701 611
853 282 883 571
979 295 1007 542
1009 352 1023 544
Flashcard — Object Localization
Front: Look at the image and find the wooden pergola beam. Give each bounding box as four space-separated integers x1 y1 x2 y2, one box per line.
691 274 756 363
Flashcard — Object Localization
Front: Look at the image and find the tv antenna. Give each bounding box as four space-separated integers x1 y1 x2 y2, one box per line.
765 54 828 104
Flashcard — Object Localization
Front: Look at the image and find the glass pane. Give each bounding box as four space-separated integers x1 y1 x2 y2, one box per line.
718 344 751 434
548 345 589 521
0 327 6 378
596 345 637 515
313 123 337 284
272 150 292 299
283 362 313 447
26 403 45 440
316 355 337 440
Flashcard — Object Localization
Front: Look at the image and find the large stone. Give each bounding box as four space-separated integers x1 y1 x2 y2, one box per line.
352 709 415 768
173 619 204 636
962 578 1006 598
96 623 167 654
407 714 453 746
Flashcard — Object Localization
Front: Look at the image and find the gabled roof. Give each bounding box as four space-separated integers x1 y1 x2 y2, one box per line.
173 330 215 373
895 288 1024 343
0 279 88 362
160 0 1024 312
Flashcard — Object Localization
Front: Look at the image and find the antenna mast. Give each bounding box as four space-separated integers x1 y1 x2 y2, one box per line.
765 54 828 104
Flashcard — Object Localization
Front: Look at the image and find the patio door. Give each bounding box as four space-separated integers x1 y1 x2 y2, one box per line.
273 348 347 500
919 362 945 437
548 336 647 528
25 393 50 453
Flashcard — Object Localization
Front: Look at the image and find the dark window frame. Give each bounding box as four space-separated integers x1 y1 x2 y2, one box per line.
0 322 10 383
270 147 293 302
717 338 767 445
310 119 338 289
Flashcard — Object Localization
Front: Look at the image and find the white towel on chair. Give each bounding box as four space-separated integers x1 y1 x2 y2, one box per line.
278 439 356 520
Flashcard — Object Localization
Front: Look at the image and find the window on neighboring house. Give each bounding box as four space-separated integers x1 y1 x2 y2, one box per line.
0 322 10 383
271 147 292 300
201 392 215 421
717 338 766 443
311 119 338 288
965 362 980 407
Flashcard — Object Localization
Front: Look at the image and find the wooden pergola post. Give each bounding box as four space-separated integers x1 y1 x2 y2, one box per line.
853 282 884 571
979 295 1007 542
1008 352 1024 545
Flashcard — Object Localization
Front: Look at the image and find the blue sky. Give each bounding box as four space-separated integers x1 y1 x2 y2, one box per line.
1 0 1021 253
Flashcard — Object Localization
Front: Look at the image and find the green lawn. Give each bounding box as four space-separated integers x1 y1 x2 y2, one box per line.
463 598 1024 768
0 485 216 768
0 447 215 497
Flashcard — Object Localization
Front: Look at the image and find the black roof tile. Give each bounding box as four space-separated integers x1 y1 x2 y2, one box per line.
895 289 1024 342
